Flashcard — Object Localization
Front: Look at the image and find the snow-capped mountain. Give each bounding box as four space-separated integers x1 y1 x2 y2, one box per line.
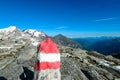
0 26 24 40
0 26 17 33
0 26 47 47
0 26 47 41
23 29 46 37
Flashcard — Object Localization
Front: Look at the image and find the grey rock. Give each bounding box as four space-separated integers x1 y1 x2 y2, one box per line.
61 57 89 80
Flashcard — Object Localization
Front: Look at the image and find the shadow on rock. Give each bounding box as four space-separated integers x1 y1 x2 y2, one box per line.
0 77 7 80
20 66 34 80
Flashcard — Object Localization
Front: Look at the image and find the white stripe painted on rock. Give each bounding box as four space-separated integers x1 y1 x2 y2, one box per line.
37 53 60 62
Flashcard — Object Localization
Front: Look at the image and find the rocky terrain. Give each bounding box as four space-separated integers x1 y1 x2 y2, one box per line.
0 26 120 80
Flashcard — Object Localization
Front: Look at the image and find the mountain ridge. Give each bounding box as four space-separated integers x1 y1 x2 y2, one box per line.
53 34 82 48
72 37 120 55
0 26 120 80
89 38 120 55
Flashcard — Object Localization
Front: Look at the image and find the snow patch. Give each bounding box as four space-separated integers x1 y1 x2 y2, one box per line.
30 38 36 41
24 29 35 34
0 26 17 33
24 29 46 37
100 60 110 66
0 47 12 49
113 66 120 70
0 26 16 31
8 26 17 31
34 31 41 37
32 42 39 46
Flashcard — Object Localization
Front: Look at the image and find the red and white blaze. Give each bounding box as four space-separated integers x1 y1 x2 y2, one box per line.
34 38 61 80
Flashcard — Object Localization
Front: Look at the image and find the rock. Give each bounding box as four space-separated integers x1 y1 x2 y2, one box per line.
61 57 89 80
34 38 61 80
23 29 47 42
0 56 14 70
101 65 120 78
81 69 101 80
17 45 37 62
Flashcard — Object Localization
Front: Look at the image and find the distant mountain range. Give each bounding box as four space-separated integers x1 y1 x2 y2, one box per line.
53 35 120 58
89 38 120 55
72 37 120 55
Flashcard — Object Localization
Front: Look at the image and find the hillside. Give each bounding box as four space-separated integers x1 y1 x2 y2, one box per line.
111 52 120 59
0 26 120 80
73 37 120 55
53 34 82 48
89 38 120 55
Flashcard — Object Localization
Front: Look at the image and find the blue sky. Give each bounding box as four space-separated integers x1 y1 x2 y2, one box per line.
0 0 120 38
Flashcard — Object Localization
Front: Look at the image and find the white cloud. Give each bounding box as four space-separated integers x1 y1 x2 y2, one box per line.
95 17 116 22
55 26 67 30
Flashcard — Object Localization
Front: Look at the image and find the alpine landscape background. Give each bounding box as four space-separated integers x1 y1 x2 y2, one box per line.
0 26 120 80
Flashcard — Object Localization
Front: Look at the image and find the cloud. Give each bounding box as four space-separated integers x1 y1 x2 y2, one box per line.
55 26 67 30
94 17 116 22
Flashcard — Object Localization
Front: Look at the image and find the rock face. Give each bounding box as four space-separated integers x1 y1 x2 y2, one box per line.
0 26 120 80
60 46 120 80
23 29 47 41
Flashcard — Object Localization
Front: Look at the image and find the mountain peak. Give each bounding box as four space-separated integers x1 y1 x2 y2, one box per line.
23 29 46 38
0 26 18 32
53 34 82 48
8 26 17 30
55 34 65 36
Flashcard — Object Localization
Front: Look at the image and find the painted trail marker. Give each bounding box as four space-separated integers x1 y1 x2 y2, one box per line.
34 38 61 80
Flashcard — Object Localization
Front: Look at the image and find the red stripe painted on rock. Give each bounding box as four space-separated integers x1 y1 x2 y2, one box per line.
38 38 59 53
34 61 60 70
